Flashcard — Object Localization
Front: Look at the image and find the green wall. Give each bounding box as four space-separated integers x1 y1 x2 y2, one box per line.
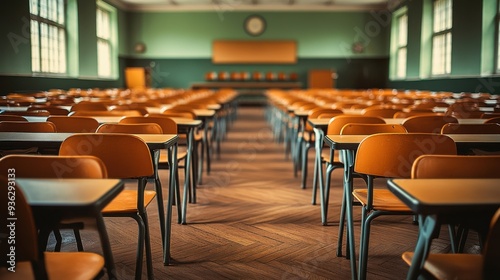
0 1 391 94
125 11 389 59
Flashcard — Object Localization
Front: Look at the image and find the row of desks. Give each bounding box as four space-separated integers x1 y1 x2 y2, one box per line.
310 118 500 279
3 133 178 279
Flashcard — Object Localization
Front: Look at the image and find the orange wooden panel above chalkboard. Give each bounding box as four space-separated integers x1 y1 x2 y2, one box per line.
212 40 297 64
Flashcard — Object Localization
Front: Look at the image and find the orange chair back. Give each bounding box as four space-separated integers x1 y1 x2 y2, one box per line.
47 116 99 133
0 115 28 122
0 121 56 132
340 123 407 135
355 133 456 178
96 123 163 134
327 115 385 135
402 115 458 133
59 134 153 178
0 154 107 178
411 155 500 179
441 123 500 134
361 108 401 118
485 117 500 124
120 116 177 134
70 102 108 112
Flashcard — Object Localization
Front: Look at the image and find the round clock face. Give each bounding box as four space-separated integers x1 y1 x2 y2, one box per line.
244 15 266 36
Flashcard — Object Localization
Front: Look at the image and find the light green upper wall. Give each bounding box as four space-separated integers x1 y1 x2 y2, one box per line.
125 11 390 59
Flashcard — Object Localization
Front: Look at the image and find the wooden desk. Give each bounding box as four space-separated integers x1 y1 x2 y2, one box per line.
323 134 500 280
16 178 124 280
190 81 302 90
0 132 179 265
387 178 500 280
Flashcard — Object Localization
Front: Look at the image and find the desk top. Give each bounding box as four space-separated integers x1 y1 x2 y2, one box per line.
191 81 302 89
308 118 487 128
0 132 178 150
324 134 500 150
17 178 124 210
24 116 202 127
387 178 500 214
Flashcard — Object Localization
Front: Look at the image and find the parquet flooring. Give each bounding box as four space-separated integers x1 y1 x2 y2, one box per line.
49 106 479 279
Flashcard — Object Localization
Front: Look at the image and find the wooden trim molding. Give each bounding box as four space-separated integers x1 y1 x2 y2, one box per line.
212 40 297 64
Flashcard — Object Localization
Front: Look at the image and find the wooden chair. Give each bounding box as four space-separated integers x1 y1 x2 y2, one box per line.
402 115 458 133
70 102 108 112
0 121 56 132
334 123 407 257
27 106 69 115
484 116 500 124
353 133 457 280
409 154 500 254
441 123 500 134
402 204 500 279
70 110 143 117
119 116 186 222
46 116 100 133
0 115 28 122
361 107 401 118
0 110 50 116
0 154 107 252
317 116 385 208
0 175 105 280
480 113 500 119
96 123 163 134
393 110 438 118
59 134 156 279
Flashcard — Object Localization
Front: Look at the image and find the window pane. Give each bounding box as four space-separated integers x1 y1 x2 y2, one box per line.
398 14 408 47
31 20 40 72
30 0 39 15
397 47 407 78
97 6 112 77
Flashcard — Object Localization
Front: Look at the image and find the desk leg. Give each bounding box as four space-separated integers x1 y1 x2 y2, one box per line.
406 215 438 280
164 143 178 265
313 128 327 225
342 150 357 280
182 128 194 225
95 214 117 279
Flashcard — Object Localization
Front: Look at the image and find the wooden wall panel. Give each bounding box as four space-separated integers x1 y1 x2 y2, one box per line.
212 40 296 64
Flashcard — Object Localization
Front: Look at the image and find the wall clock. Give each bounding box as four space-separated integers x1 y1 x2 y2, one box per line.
244 15 266 36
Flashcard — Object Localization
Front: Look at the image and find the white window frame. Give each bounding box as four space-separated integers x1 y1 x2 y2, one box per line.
431 0 452 76
30 0 67 74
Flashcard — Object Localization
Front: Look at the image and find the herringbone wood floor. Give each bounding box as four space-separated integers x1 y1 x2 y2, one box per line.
49 107 477 279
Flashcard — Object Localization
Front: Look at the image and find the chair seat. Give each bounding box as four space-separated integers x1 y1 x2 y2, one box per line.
321 148 340 163
103 190 156 213
159 146 188 164
0 252 104 280
402 252 483 280
352 189 411 211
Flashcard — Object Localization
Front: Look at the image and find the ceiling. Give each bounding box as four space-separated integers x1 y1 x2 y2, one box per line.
111 0 395 12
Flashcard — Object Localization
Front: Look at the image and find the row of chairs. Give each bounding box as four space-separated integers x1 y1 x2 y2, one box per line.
0 118 187 279
0 133 158 279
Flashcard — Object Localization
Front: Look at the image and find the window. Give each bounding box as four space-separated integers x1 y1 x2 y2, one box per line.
497 0 500 72
30 0 67 74
97 6 112 77
431 0 452 75
396 13 408 78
